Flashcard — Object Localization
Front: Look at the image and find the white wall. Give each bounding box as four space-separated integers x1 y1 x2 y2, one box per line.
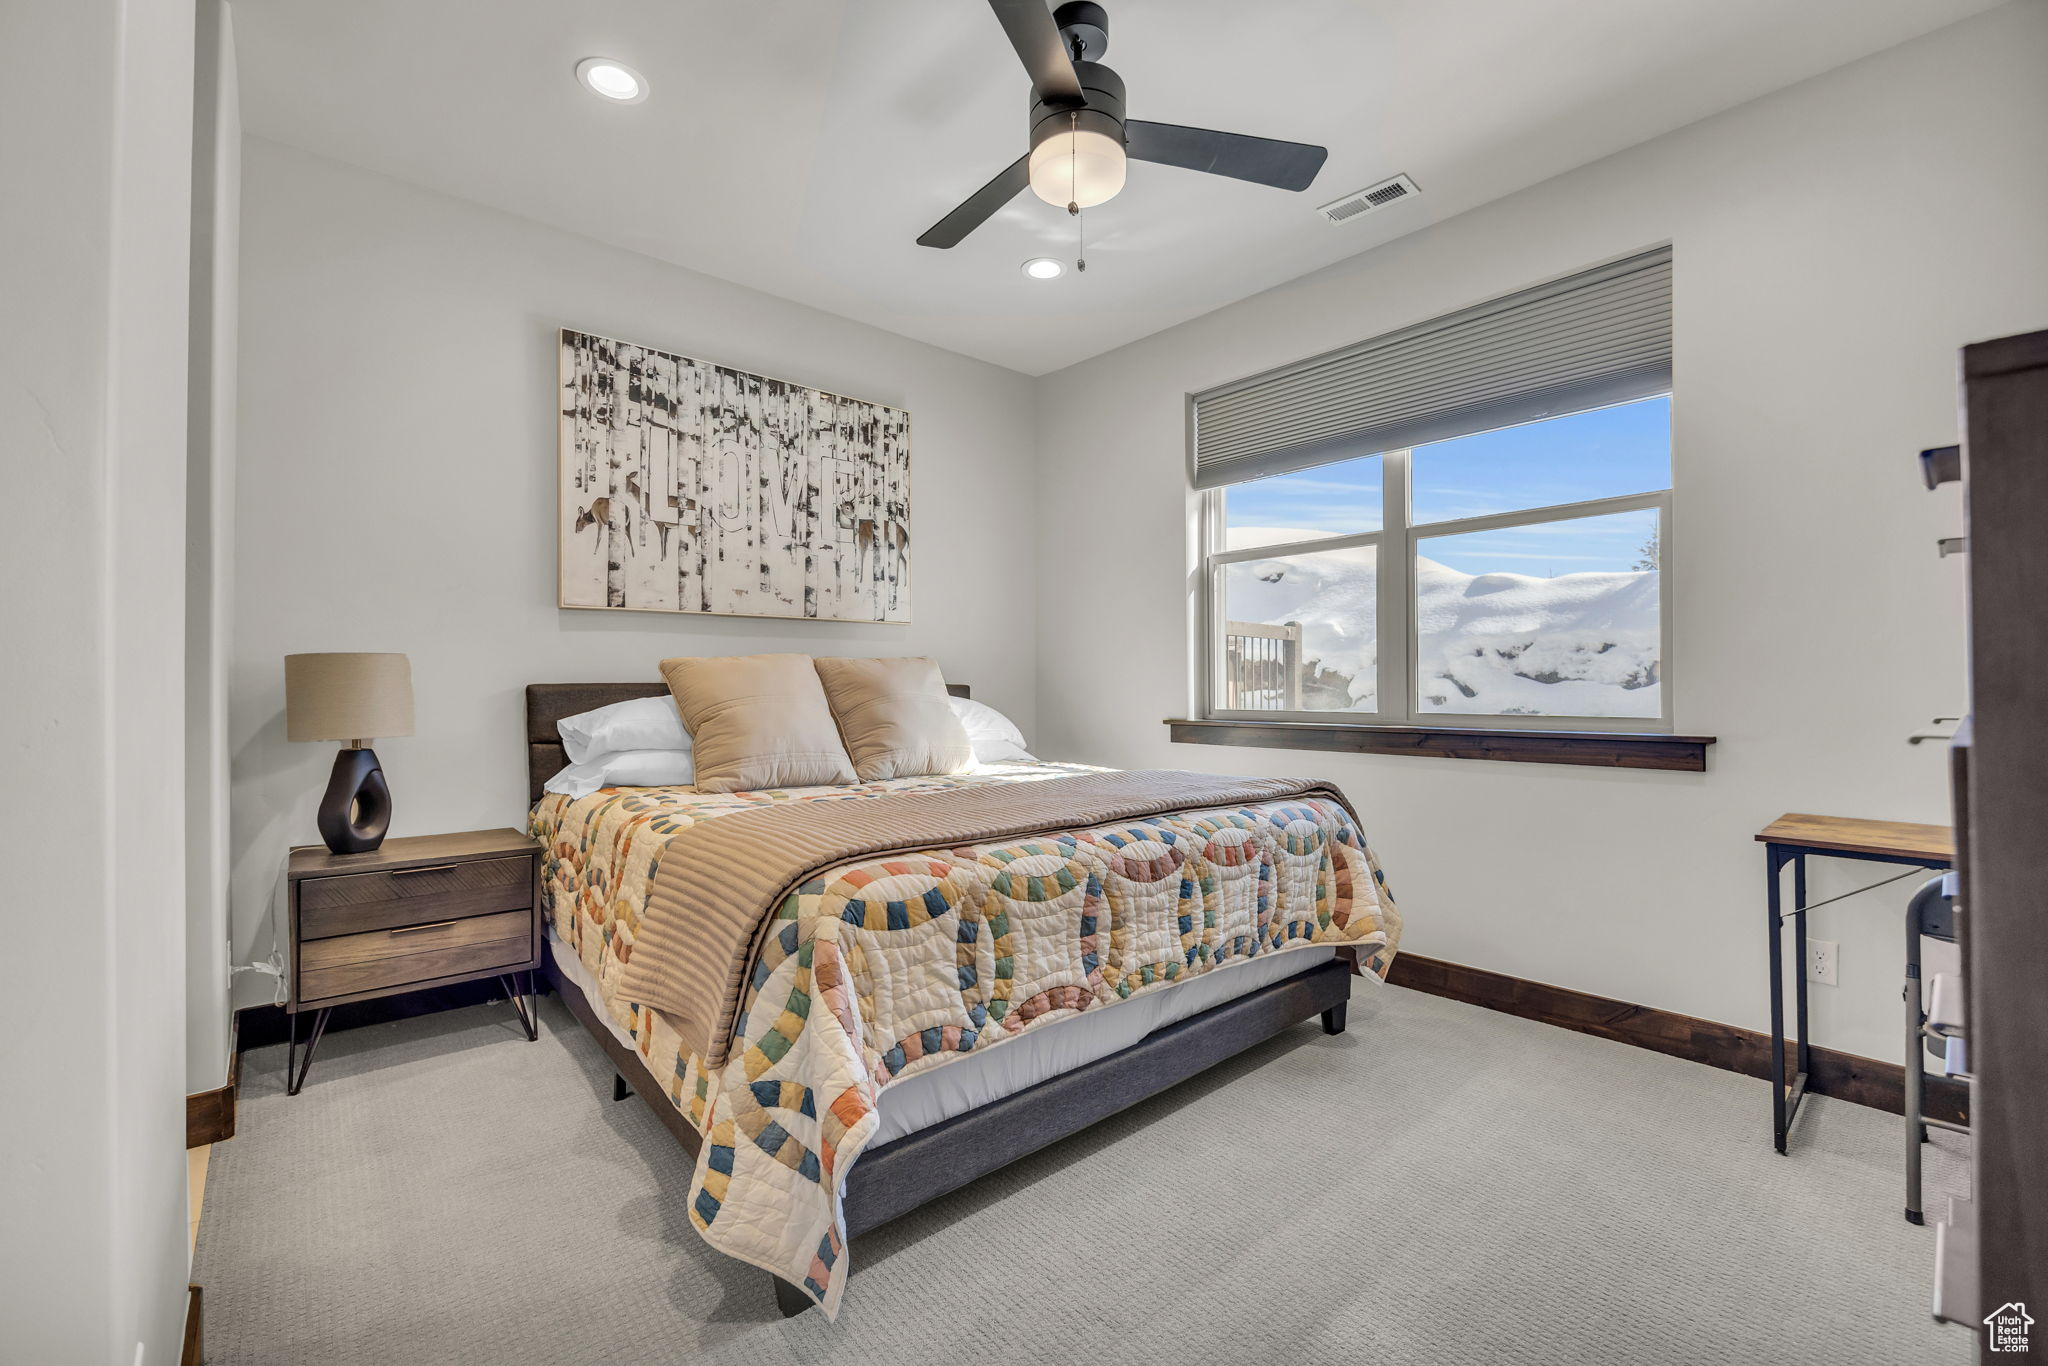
187 0 241 1092
1032 1 2048 1066
229 139 1040 1005
0 0 197 1360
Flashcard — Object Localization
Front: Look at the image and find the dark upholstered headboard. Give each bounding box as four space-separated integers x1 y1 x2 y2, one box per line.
525 680 970 806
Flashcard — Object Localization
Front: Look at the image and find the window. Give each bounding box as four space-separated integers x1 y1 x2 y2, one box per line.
1204 396 1670 728
1192 250 1674 733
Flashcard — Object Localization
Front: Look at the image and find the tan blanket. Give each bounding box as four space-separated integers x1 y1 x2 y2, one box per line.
617 768 1354 1068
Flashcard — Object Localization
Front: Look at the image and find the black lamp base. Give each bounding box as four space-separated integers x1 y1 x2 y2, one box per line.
318 746 392 854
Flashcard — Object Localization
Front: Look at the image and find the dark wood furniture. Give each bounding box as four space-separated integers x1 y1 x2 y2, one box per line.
1933 327 2048 1338
526 681 1354 1316
286 828 542 1093
1754 814 1954 1155
1167 717 1716 771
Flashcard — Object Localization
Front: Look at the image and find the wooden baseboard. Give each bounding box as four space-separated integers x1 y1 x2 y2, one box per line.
1386 952 1968 1125
185 1083 234 1148
185 1014 241 1148
181 1284 202 1366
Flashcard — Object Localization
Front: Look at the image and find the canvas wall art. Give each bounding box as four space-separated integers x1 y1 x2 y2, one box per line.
558 328 910 622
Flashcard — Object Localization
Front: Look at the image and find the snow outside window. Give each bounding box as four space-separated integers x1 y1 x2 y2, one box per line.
1203 395 1672 730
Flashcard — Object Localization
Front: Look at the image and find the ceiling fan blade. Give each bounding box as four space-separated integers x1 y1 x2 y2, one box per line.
1124 120 1328 192
917 154 1032 249
986 0 1083 104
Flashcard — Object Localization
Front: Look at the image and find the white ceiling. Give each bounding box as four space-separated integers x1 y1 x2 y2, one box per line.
234 0 2001 375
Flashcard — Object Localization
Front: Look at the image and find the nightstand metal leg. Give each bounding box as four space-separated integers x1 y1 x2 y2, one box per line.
286 1007 332 1096
501 973 539 1041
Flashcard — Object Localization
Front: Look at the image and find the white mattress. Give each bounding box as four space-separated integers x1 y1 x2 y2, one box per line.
548 928 1336 1146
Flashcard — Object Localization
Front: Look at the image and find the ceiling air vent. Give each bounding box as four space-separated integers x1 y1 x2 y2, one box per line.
1317 174 1420 224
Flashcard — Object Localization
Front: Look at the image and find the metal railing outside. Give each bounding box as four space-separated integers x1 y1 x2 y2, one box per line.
1222 620 1303 710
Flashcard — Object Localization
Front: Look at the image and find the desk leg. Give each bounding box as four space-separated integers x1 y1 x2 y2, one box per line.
1793 853 1811 1081
1768 844 1789 1152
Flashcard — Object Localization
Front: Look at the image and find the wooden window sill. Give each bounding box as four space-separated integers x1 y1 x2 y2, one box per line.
1164 718 1715 772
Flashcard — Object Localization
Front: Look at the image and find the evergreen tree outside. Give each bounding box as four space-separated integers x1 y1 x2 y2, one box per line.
1634 522 1662 572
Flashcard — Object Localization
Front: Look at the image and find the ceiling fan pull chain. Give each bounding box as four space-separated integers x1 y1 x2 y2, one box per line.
1069 111 1087 273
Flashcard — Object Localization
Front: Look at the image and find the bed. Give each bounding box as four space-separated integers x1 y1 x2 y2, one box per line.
525 681 1402 1318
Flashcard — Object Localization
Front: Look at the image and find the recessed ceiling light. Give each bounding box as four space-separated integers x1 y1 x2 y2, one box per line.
1022 258 1064 280
576 57 648 104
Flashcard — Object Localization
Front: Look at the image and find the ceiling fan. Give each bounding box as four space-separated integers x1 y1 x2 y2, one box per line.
917 0 1329 249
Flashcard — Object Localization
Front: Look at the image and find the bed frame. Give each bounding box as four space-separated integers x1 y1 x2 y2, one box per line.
525 681 1353 1316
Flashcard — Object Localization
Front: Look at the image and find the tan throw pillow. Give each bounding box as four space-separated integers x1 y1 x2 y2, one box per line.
813 656 974 782
658 653 857 793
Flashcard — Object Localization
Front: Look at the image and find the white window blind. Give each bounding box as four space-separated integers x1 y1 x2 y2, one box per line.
1190 247 1672 490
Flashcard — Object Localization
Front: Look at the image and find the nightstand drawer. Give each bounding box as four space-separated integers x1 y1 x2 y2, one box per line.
298 909 533 1003
299 854 533 939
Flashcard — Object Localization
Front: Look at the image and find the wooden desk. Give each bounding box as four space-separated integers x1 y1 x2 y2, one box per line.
1756 813 1954 1152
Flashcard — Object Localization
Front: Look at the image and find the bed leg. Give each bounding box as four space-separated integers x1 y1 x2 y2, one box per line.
1321 1002 1347 1036
771 1275 813 1318
612 1073 630 1102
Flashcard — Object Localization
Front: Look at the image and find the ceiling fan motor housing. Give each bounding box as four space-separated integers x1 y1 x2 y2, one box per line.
1053 1 1109 61
1029 60 1125 153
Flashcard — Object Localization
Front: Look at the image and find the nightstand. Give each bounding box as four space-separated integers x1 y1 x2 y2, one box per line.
285 828 542 1093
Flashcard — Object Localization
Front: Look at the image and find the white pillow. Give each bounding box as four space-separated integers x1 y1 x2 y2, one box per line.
544 749 696 800
557 695 691 764
948 695 1035 764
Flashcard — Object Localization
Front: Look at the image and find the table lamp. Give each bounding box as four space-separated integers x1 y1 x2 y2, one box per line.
285 652 414 854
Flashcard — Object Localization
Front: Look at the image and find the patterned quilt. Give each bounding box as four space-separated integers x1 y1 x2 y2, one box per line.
532 762 1402 1318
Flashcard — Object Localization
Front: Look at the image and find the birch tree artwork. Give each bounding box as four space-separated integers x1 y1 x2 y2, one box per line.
558 329 911 622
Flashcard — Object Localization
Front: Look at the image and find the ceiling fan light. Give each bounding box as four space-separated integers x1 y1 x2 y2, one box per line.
1028 128 1126 209
1022 257 1064 279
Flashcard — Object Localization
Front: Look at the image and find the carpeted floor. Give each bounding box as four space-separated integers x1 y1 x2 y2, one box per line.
192 982 1971 1365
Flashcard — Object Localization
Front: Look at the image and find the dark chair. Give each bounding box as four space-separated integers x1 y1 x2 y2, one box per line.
1904 873 1967 1224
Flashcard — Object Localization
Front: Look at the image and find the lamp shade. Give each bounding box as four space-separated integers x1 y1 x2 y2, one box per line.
285 653 414 743
1028 126 1125 208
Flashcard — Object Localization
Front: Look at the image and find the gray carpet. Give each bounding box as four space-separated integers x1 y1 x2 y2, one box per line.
193 984 1971 1365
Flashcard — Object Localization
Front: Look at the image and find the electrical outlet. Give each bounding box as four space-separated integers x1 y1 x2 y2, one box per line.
1806 939 1839 987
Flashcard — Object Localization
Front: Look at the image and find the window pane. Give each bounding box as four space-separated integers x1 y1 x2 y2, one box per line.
1219 546 1377 712
1223 453 1381 551
1410 395 1670 527
1416 507 1661 719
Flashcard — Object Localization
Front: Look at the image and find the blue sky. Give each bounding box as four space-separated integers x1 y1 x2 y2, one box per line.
1226 396 1669 576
